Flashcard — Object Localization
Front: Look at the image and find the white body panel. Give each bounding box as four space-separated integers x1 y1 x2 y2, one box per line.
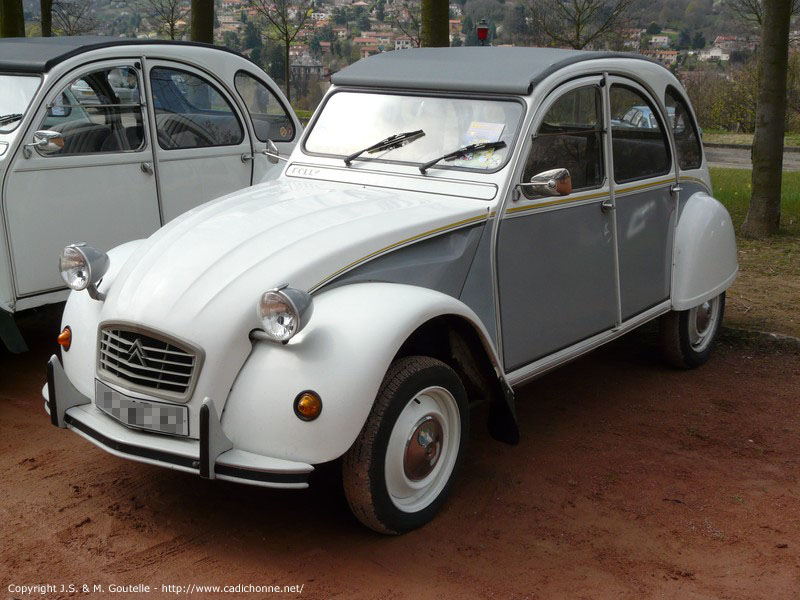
671 192 738 310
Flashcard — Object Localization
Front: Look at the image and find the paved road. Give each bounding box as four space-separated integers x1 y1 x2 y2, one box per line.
705 144 800 170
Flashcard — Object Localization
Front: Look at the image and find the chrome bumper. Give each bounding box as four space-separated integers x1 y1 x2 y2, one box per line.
45 355 313 489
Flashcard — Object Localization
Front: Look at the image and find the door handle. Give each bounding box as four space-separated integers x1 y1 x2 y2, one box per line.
241 153 254 163
140 162 154 175
601 199 615 212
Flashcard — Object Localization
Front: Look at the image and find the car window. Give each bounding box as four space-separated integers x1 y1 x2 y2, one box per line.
665 86 702 170
234 72 294 143
39 66 145 155
150 67 244 150
610 86 671 183
522 85 604 197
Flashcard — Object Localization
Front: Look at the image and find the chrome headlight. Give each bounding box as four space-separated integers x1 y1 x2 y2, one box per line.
256 286 314 342
59 243 110 292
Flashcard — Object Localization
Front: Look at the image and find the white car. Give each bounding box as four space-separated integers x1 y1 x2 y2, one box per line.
45 47 738 534
0 37 301 351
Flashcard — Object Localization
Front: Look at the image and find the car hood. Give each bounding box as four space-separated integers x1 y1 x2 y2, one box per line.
98 179 490 413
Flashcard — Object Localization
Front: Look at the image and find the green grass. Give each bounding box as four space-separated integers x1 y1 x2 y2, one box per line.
703 129 800 147
709 167 800 235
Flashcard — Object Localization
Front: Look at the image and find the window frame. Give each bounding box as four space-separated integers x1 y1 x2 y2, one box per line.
665 84 703 171
233 69 296 144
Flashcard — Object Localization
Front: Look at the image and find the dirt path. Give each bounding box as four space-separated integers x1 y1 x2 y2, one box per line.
2 315 799 599
705 145 800 171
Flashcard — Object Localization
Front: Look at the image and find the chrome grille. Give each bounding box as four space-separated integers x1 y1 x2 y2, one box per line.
98 327 197 400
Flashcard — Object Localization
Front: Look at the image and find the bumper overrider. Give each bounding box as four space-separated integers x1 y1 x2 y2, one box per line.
44 355 313 488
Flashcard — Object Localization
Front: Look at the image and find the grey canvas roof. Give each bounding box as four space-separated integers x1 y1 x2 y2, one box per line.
332 47 658 95
0 36 243 73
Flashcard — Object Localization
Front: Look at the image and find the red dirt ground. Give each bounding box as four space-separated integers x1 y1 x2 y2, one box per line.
1 310 799 599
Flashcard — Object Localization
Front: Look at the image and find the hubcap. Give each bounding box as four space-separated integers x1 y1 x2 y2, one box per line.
404 416 443 481
688 295 720 352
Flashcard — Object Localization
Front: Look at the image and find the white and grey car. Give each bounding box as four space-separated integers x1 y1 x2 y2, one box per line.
45 47 737 534
0 37 301 351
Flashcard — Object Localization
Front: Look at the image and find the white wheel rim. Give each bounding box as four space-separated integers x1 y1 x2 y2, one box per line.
688 295 721 352
384 386 461 514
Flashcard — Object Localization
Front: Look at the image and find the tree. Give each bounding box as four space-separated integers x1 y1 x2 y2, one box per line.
136 0 189 40
191 0 214 43
692 31 705 48
742 0 793 237
421 0 448 46
249 0 312 102
521 0 634 49
357 12 371 31
53 0 97 35
646 21 661 34
390 0 421 46
41 0 53 36
376 0 385 21
1 0 26 37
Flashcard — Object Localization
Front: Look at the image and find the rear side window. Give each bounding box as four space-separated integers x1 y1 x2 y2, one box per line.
665 86 703 170
234 72 294 142
522 85 604 197
610 85 671 183
150 67 244 150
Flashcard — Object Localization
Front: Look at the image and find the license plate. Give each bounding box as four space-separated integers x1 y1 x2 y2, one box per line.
95 380 188 437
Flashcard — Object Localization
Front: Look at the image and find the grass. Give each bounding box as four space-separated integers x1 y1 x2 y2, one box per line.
703 129 800 147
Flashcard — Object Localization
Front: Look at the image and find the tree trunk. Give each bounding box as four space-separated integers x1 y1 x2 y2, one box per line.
190 0 214 43
0 0 26 37
742 0 792 238
420 0 449 47
285 39 291 102
41 0 52 36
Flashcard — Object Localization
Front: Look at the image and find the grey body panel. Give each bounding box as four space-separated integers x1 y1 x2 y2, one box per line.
332 47 658 95
677 180 710 222
458 222 498 346
497 201 617 371
615 185 674 320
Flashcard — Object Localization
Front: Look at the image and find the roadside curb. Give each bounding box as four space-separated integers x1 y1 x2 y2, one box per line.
721 326 800 349
705 142 800 154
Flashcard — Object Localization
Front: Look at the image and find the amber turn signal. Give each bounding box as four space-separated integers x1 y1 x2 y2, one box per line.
57 326 72 351
294 391 322 421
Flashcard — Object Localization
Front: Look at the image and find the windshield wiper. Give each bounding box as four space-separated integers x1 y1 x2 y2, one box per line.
0 113 23 126
344 129 425 166
419 140 507 174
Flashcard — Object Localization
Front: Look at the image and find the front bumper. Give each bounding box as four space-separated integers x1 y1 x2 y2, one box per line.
44 355 313 489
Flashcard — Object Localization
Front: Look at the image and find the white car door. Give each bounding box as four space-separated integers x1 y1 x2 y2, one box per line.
4 61 161 297
145 60 253 223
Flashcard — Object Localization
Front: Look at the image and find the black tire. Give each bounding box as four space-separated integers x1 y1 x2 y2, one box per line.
342 356 469 535
660 292 725 369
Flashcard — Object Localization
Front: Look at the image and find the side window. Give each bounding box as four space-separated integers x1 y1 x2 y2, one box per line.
40 66 145 155
234 72 294 143
665 85 703 170
150 67 244 150
522 85 604 197
610 85 671 182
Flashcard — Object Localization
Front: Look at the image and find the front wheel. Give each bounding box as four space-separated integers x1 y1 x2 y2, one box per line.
660 292 726 368
343 356 469 534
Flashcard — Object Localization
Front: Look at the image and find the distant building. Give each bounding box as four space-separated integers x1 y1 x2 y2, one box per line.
642 49 678 65
395 36 413 50
360 45 381 59
698 46 730 61
648 35 670 48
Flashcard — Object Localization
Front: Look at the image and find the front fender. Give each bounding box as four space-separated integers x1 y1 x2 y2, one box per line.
221 282 499 465
671 192 738 311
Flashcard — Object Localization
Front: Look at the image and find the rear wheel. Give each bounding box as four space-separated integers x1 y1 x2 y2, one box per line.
660 292 725 368
343 356 468 534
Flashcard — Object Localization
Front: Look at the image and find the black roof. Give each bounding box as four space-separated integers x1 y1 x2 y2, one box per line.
0 36 243 73
332 47 658 95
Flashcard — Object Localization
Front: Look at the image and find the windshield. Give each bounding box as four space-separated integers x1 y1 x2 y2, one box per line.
0 75 41 132
305 91 524 172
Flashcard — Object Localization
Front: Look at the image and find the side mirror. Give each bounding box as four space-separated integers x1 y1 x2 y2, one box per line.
23 130 64 158
263 139 286 164
516 168 572 199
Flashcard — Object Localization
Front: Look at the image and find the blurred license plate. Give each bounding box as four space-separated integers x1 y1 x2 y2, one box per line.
95 380 188 437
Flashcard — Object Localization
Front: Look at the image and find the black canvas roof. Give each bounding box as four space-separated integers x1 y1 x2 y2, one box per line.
332 47 657 95
0 36 242 73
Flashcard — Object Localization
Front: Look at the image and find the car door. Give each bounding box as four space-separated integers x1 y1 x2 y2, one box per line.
3 61 161 297
145 60 252 223
607 78 676 320
233 70 299 183
496 78 618 372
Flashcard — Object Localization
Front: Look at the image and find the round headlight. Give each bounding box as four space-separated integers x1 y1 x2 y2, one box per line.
256 287 314 343
59 245 91 290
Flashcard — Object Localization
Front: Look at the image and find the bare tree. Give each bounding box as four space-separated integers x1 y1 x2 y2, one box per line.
0 0 26 37
135 0 189 40
389 0 421 47
191 0 213 43
53 0 97 35
248 0 312 102
520 0 634 50
742 0 793 237
726 0 800 42
420 0 448 46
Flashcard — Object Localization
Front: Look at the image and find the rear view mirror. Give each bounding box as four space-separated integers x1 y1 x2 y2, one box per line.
23 130 64 158
262 139 288 164
518 168 572 198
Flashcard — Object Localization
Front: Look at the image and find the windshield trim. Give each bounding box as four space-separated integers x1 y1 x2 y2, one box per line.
0 72 42 133
301 87 527 175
